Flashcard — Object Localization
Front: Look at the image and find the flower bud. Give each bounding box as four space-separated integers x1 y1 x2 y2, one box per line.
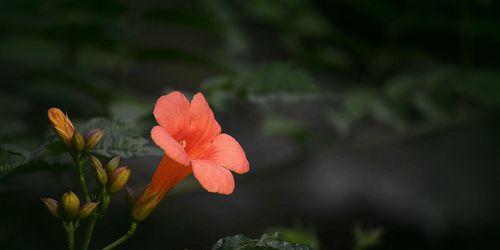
41 198 61 219
72 131 86 152
131 188 161 222
61 191 80 220
106 156 120 173
85 128 104 149
48 108 75 146
91 155 108 185
78 202 99 219
108 167 131 194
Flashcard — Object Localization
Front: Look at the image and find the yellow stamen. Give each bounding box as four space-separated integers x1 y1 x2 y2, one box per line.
180 140 187 148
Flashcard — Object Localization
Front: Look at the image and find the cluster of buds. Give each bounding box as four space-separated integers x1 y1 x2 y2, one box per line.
48 108 104 154
43 107 139 250
90 155 131 194
41 192 99 221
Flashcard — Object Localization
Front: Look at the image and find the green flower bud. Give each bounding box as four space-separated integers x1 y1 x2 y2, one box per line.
108 167 131 194
131 189 161 222
71 131 86 152
41 198 61 219
91 155 108 185
61 191 80 220
78 202 99 219
85 128 104 150
106 156 120 173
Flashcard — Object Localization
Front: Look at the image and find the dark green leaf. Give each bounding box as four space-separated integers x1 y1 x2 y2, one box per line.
353 225 383 250
452 71 500 108
268 227 320 249
212 232 312 250
0 138 68 178
78 118 161 158
0 143 30 159
262 115 309 143
201 63 317 111
243 63 317 95
0 143 32 177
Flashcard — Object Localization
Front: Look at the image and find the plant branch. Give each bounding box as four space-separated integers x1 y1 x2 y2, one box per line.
66 226 75 250
101 221 138 250
81 188 111 250
63 221 77 250
75 155 91 202
81 214 97 250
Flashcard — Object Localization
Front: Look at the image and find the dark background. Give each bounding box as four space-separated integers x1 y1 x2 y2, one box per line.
1 0 500 249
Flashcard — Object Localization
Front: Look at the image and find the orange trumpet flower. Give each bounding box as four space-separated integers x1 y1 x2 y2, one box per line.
132 91 249 221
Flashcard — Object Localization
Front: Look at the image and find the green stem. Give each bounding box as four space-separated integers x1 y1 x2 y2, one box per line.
101 222 138 250
67 227 75 250
81 215 97 250
75 155 91 202
64 222 77 250
81 189 111 250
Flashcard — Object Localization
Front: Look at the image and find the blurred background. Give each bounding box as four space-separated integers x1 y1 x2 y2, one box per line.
1 0 500 249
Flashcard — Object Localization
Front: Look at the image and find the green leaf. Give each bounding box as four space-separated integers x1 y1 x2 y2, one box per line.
204 63 316 96
201 63 317 111
353 225 383 250
412 92 447 122
243 63 317 95
262 115 309 143
452 70 500 108
268 227 320 249
0 143 33 177
0 160 27 178
342 89 402 130
326 109 356 137
0 143 30 159
78 118 161 158
212 232 312 250
0 138 68 178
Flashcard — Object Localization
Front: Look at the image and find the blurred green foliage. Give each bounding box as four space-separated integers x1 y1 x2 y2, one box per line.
202 63 316 108
352 225 383 250
0 0 500 249
1 0 499 140
268 226 320 249
1 0 500 179
212 232 312 250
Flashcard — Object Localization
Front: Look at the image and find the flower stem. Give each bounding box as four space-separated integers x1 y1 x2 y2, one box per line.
101 221 138 250
75 155 91 202
81 188 111 250
66 226 75 250
81 215 97 250
63 221 77 250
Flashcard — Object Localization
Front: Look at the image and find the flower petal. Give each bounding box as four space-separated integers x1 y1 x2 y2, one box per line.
153 91 190 141
185 93 221 158
200 134 249 174
191 159 235 194
151 126 189 166
150 155 192 194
